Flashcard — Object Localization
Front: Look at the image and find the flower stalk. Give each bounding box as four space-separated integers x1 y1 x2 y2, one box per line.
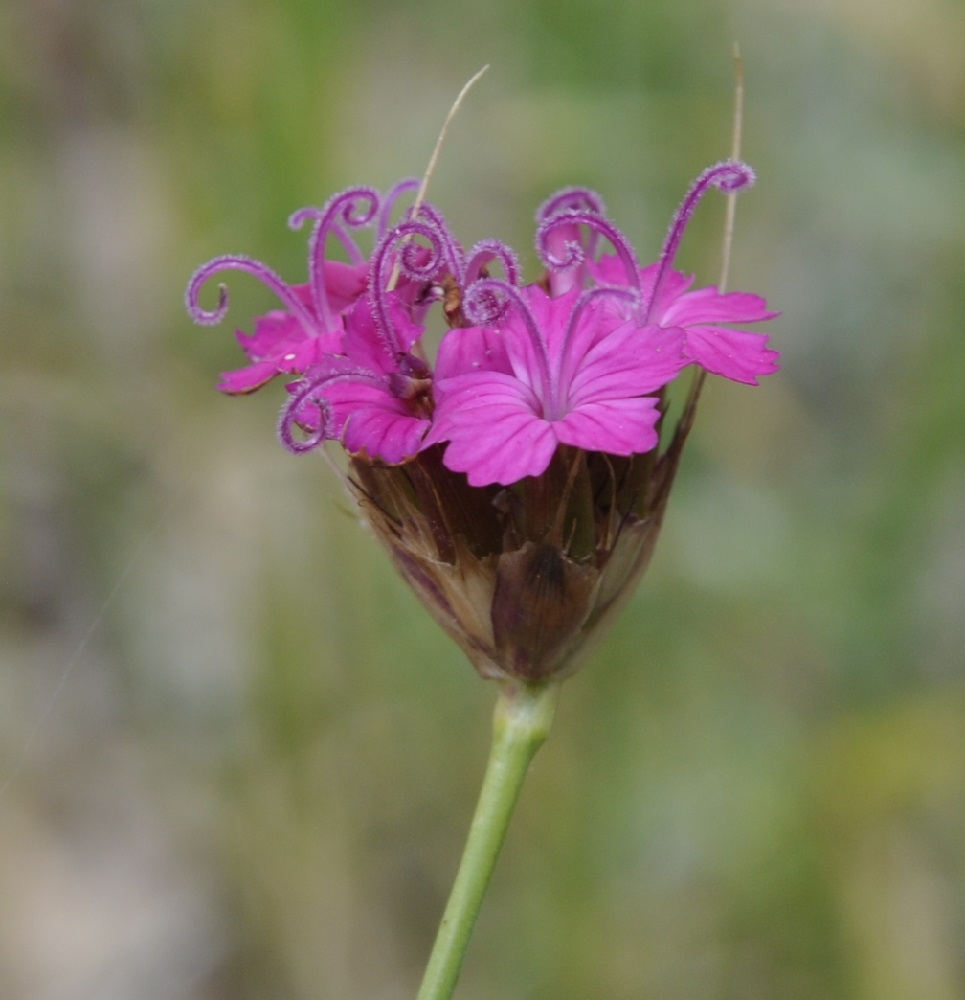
415 679 561 1000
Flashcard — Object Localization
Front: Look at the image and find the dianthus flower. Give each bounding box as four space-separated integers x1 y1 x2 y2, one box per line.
187 159 778 683
188 133 781 1000
186 179 432 395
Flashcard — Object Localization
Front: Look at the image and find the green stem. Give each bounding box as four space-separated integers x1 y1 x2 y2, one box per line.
415 679 561 1000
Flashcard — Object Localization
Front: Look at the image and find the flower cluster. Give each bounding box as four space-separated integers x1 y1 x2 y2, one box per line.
187 162 778 681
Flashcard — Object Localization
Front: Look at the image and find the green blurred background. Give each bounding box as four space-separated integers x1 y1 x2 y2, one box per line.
2 0 964 997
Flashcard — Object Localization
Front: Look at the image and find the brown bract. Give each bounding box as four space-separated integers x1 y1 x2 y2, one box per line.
347 398 695 681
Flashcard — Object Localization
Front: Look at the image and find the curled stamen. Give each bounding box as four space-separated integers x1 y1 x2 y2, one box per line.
288 186 380 234
535 213 585 273
395 219 456 283
461 275 512 328
536 204 640 310
412 202 466 261
536 188 607 273
537 211 643 313
377 177 421 236
463 239 520 286
186 254 319 330
643 159 756 322
278 367 389 454
370 218 455 354
536 186 607 224
287 216 366 269
462 278 554 405
712 161 755 193
289 187 380 328
279 378 334 454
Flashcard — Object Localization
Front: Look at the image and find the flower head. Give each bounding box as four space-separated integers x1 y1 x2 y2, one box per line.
187 159 779 682
427 283 686 486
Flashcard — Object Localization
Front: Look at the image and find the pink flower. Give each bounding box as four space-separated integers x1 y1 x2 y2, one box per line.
427 283 686 487
188 162 779 482
276 206 522 465
186 182 420 395
216 272 364 395
592 260 780 385
538 161 780 387
280 294 433 465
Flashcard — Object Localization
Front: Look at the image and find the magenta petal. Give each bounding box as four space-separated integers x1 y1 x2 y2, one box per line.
431 290 687 486
555 396 661 454
228 299 344 395
322 261 369 313
342 295 424 373
435 326 513 381
660 285 779 326
343 406 430 464
428 372 541 418
314 377 430 463
683 326 781 385
593 258 694 308
569 322 685 402
218 360 282 395
504 286 582 387
283 338 339 373
236 311 307 360
442 413 560 486
639 264 694 315
429 374 559 486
